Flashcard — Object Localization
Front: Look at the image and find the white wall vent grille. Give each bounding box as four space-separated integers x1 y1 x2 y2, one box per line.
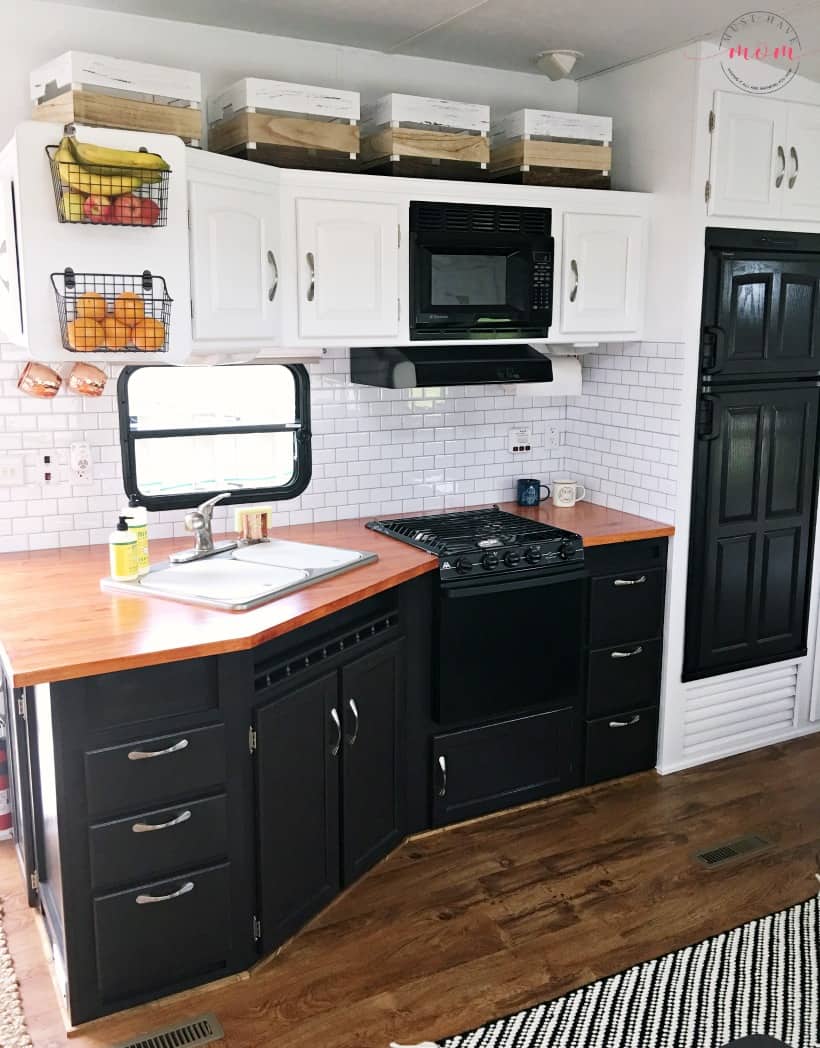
683 662 798 758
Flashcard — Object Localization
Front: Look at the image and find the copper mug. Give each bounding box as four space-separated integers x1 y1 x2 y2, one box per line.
68 362 106 397
17 362 62 399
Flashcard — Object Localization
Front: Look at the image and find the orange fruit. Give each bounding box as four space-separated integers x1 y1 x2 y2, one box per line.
75 291 106 321
66 317 104 351
133 317 166 351
102 316 132 350
113 291 145 327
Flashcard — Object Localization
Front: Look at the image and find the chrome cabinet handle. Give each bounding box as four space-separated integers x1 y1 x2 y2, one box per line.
330 706 341 757
789 146 799 189
611 646 644 660
267 249 279 302
569 258 579 303
306 251 315 302
437 755 447 797
127 738 188 761
776 145 786 187
346 698 359 746
136 881 194 905
609 715 641 729
613 575 646 587
132 810 191 834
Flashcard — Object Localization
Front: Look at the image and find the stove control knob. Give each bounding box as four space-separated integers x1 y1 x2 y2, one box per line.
558 540 572 561
455 557 474 574
481 552 499 570
525 546 542 564
504 550 521 568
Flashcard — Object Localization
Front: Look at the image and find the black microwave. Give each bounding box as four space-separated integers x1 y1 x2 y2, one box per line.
409 201 554 340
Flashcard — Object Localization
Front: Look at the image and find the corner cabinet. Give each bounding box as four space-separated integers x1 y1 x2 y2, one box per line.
558 210 645 337
294 197 402 340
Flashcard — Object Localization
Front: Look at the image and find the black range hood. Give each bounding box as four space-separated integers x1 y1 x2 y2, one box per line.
349 345 553 389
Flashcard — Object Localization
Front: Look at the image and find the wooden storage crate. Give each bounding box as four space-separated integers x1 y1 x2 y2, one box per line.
207 78 360 171
31 51 202 146
491 109 612 188
360 94 490 178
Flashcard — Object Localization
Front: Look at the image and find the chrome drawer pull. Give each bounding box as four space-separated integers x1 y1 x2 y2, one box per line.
611 646 644 659
127 739 189 761
437 754 447 797
609 715 641 728
306 251 315 302
267 249 279 302
330 707 341 757
135 881 194 905
775 144 786 188
132 810 192 834
613 575 646 587
346 698 359 746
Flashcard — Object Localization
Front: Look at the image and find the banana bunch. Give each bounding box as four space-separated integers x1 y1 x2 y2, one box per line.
55 136 170 197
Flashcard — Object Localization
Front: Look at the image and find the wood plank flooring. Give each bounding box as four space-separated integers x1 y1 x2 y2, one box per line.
2 734 819 1048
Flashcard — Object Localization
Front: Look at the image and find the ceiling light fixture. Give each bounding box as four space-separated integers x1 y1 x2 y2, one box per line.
535 49 584 80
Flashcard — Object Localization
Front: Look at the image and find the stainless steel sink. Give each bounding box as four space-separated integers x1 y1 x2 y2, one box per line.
101 539 378 611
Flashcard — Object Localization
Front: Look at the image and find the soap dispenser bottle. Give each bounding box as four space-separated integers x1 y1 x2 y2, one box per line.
123 496 150 576
109 516 139 582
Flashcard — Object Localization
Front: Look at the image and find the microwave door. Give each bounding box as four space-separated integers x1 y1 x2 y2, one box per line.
414 247 532 332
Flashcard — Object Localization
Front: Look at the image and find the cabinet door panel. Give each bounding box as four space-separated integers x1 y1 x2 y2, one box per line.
340 639 404 884
189 179 278 342
585 706 659 785
782 102 820 220
255 672 339 951
296 198 400 339
709 92 787 218
560 212 643 334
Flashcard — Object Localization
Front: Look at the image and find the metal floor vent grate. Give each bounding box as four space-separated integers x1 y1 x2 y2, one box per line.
113 1013 224 1048
695 834 772 869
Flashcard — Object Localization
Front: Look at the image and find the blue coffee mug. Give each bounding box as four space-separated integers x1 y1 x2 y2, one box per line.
517 478 551 506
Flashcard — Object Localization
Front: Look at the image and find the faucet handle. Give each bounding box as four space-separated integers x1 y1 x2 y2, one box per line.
197 492 231 523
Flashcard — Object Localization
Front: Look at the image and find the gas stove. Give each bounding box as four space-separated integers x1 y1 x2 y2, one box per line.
366 507 583 583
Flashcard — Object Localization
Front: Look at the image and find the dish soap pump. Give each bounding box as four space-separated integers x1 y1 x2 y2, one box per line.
124 496 150 576
109 515 139 582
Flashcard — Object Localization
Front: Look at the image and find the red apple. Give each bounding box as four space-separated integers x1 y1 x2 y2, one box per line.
82 194 112 224
110 194 161 227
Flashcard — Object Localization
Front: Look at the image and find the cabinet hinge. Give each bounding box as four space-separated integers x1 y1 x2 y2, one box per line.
187 208 191 230
708 109 715 134
16 694 26 718
253 915 262 942
190 299 195 320
397 297 401 323
705 180 712 204
30 870 39 892
248 726 257 754
397 224 401 248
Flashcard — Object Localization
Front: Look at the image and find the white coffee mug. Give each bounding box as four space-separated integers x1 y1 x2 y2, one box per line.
552 478 586 508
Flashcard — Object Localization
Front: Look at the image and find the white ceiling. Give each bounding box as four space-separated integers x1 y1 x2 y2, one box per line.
50 0 820 80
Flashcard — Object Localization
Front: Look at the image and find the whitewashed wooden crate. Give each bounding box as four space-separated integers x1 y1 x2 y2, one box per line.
30 51 202 145
492 109 612 145
207 78 359 168
491 108 612 187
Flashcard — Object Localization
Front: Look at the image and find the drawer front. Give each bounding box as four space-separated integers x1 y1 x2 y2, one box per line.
432 706 581 827
85 724 226 820
89 794 228 892
589 568 664 647
93 862 232 1002
587 639 662 719
585 706 659 785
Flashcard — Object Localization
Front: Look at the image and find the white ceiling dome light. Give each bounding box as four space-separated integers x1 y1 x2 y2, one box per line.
535 49 584 80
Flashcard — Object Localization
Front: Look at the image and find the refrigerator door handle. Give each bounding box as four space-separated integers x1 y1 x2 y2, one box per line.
698 394 721 441
702 325 725 374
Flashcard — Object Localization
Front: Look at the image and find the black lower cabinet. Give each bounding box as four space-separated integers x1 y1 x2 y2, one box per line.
255 672 340 954
432 707 580 827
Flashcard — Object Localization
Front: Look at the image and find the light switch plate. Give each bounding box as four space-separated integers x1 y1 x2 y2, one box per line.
0 455 24 487
508 427 533 454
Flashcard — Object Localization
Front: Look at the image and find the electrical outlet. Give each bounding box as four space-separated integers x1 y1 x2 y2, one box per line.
69 442 93 484
547 425 560 450
508 427 533 454
0 456 24 487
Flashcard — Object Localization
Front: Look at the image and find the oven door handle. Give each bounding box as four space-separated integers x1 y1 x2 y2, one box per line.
442 569 585 599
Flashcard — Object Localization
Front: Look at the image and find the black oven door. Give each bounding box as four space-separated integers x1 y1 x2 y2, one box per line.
435 571 584 726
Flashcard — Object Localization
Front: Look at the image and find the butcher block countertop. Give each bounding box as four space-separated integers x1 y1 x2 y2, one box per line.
0 502 673 687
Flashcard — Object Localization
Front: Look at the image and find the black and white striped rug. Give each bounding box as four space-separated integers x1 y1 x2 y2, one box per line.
413 896 819 1048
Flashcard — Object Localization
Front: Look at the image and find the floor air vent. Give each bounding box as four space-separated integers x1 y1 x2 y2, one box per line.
695 834 772 869
114 1014 224 1048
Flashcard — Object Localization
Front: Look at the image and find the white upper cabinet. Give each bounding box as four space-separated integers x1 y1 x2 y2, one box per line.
781 102 820 221
295 197 400 340
708 91 820 221
559 211 645 336
188 158 280 350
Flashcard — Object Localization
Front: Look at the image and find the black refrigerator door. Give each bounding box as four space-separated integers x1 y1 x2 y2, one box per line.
702 242 820 379
684 384 820 680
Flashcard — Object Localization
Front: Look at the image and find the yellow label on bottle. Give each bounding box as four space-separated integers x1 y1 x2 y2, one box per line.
110 540 138 581
129 523 150 575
